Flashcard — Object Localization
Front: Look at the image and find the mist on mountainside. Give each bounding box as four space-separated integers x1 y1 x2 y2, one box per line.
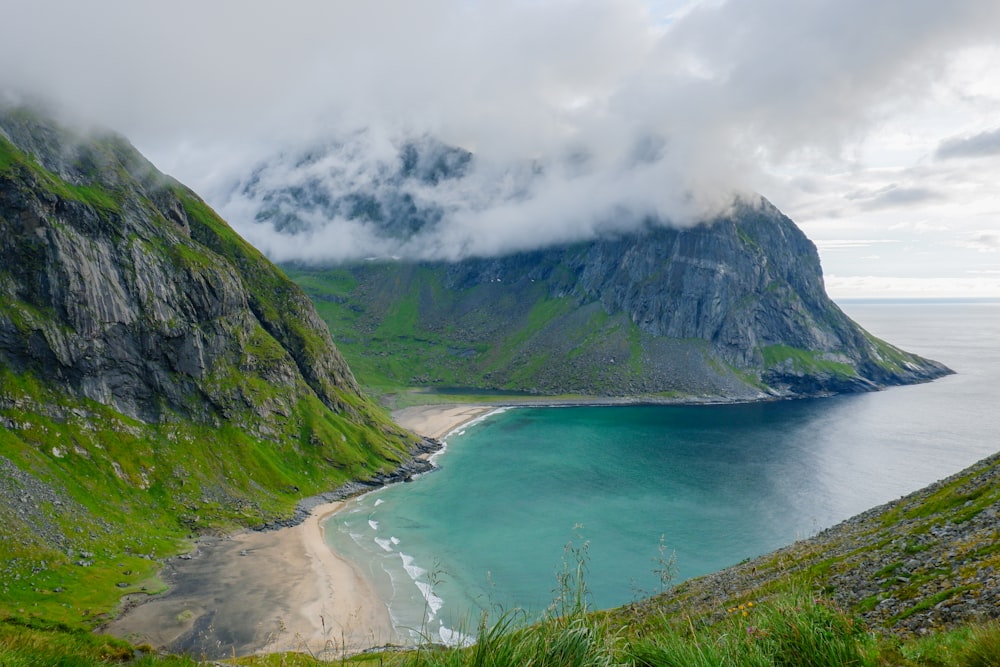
220 129 742 263
3 1 998 271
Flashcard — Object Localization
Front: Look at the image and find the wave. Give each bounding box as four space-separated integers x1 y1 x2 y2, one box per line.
439 625 475 648
400 553 443 618
415 580 444 618
400 552 426 579
374 537 394 552
368 518 379 531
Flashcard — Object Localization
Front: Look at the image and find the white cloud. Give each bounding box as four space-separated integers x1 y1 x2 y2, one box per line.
936 127 1000 160
3 0 1000 294
826 275 1000 300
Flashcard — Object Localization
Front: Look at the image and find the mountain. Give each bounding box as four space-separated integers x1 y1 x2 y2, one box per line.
0 105 420 627
232 138 950 399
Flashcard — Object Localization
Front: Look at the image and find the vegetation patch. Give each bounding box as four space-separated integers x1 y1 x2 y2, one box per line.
761 344 857 377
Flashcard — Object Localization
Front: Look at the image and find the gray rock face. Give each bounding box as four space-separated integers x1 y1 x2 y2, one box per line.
430 200 950 394
290 200 950 398
0 106 360 424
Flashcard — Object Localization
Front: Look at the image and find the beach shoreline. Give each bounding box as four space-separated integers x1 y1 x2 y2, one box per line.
104 403 498 658
392 403 496 441
104 501 398 659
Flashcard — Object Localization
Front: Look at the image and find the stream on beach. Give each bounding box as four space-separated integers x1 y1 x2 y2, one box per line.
324 299 1000 646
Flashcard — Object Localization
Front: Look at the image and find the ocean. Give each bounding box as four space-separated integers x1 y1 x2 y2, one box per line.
324 299 1000 645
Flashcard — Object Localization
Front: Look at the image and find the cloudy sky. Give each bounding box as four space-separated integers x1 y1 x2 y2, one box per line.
3 0 1000 298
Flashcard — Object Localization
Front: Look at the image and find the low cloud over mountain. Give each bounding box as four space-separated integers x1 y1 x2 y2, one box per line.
3 1 999 283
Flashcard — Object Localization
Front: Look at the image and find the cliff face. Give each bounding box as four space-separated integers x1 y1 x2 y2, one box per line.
285 205 950 399
0 106 420 628
0 107 362 425
413 199 950 397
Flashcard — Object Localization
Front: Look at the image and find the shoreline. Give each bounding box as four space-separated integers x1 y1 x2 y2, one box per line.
103 403 498 659
392 403 497 441
103 501 397 659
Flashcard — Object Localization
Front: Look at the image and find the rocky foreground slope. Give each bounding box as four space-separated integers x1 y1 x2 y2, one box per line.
627 449 1000 636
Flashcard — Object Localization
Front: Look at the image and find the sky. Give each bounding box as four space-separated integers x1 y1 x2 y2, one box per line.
2 0 1000 298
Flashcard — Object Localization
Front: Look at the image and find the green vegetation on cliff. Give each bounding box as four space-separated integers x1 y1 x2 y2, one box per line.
0 106 419 633
284 219 950 403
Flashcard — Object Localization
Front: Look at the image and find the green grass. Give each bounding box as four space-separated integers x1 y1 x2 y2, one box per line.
3 596 1000 667
0 135 121 216
0 380 410 627
760 344 857 377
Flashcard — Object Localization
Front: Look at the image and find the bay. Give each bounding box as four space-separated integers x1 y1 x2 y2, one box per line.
325 299 1000 644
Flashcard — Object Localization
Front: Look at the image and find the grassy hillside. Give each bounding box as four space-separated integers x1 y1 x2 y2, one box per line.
285 263 745 403
0 367 412 630
282 212 950 404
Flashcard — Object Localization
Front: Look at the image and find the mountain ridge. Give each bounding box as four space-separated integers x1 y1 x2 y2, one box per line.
283 199 950 400
227 134 951 400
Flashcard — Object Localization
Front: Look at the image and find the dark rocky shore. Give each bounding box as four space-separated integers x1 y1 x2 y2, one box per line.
256 435 443 531
631 449 1000 636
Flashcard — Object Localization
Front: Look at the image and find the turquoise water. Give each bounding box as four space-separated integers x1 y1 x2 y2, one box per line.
325 300 1000 644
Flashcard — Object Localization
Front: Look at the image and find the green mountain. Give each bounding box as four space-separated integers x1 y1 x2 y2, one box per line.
230 134 950 400
0 105 421 628
285 202 950 401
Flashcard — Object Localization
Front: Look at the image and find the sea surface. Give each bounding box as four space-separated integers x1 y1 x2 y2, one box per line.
325 299 1000 644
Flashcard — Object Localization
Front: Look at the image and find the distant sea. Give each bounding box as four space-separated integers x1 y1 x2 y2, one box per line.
325 299 1000 645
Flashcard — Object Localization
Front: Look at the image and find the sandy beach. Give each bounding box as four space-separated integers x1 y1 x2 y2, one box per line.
105 502 396 659
105 403 495 658
392 403 495 440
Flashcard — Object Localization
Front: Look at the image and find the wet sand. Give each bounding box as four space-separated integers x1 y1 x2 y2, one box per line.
104 503 396 659
105 404 496 658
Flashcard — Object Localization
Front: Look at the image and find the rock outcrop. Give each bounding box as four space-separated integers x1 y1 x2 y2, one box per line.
0 106 363 425
0 106 419 606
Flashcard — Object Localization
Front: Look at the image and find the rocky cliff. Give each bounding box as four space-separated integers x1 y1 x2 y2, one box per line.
286 203 950 399
0 107 370 425
0 105 418 627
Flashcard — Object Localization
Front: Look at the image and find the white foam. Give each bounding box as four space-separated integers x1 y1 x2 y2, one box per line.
374 537 394 552
415 580 444 617
374 498 385 507
439 625 475 648
390 536 400 545
399 553 426 579
398 553 443 618
368 519 379 531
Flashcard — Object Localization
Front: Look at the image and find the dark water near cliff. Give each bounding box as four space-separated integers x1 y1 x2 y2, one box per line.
326 299 1000 644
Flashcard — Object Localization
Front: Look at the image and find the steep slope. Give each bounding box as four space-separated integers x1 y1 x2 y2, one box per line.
287 202 950 399
0 106 419 627
623 448 1000 637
